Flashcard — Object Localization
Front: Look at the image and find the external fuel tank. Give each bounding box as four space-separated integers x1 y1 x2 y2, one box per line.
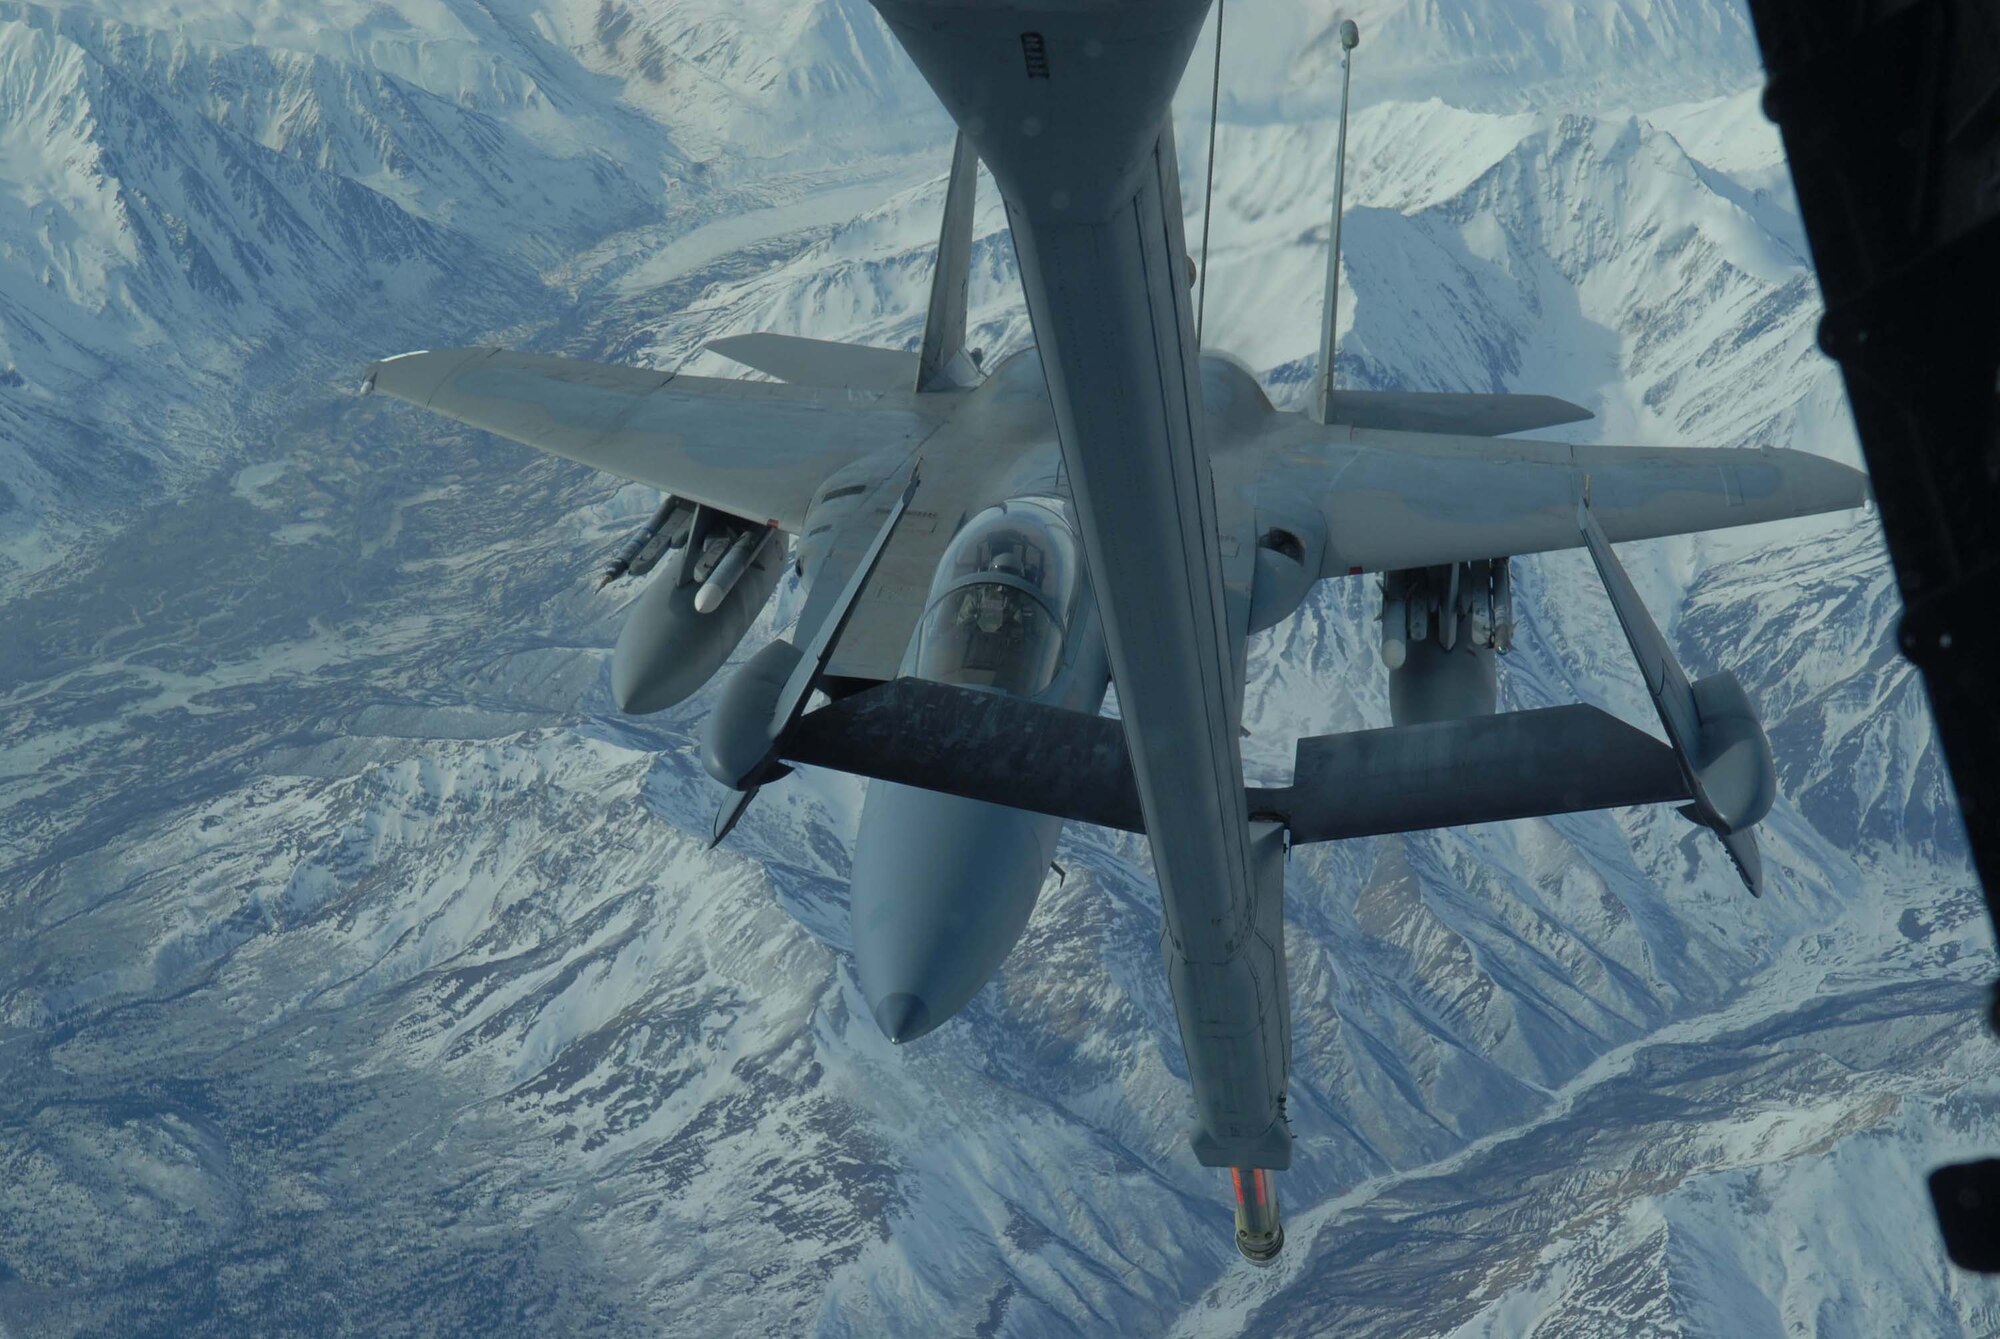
1382 561 1510 726
1389 613 1498 724
610 509 784 714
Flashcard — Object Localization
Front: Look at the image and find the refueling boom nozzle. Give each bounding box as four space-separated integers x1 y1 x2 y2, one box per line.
1232 1167 1284 1265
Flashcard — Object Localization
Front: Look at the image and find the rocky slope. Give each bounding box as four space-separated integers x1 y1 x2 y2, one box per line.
0 2 1988 1335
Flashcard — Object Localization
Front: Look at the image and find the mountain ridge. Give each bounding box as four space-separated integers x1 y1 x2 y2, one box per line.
0 2 1986 1334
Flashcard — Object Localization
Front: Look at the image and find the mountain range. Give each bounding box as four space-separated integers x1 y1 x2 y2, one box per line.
0 2 1989 1335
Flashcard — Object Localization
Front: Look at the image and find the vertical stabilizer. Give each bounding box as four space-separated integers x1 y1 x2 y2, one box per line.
916 132 981 392
1311 20 1360 425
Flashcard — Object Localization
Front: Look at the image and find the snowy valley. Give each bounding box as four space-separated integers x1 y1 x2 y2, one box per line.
0 2 1992 1335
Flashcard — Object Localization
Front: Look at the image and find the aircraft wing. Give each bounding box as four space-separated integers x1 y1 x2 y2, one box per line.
1259 427 1870 576
705 333 918 393
363 347 946 532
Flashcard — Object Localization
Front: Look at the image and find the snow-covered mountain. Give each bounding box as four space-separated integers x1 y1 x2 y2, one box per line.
0 2 1990 1335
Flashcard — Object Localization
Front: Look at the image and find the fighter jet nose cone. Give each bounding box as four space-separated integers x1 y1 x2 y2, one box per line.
872 993 933 1045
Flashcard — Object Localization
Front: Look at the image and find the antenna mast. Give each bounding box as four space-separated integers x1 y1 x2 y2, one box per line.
1311 19 1360 425
1195 0 1226 347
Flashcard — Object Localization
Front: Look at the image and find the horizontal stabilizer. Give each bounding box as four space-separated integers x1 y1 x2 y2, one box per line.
777 680 1694 842
784 678 1144 832
707 333 917 393
1273 705 1688 842
1325 390 1593 437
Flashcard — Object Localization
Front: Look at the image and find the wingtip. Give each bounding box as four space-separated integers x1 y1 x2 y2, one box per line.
710 786 758 849
1838 459 1874 512
1548 395 1596 426
703 333 754 366
359 347 491 408
1720 827 1764 898
1780 450 1873 518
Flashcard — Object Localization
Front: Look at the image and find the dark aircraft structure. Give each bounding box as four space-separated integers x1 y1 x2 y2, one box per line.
1740 0 2000 1274
366 0 1869 1263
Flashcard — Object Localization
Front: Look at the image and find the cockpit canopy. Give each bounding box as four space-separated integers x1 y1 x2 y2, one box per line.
914 497 1081 697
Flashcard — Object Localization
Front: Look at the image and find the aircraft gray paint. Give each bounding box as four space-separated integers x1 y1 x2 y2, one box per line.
364 0 1868 1264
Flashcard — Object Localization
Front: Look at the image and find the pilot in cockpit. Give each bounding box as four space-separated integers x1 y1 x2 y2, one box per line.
915 498 1079 698
955 552 1030 638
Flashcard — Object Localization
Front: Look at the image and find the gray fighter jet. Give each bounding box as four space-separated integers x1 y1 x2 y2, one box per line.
364 0 1869 1263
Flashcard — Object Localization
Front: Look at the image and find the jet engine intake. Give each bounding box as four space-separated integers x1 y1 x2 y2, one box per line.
1247 527 1316 634
1382 559 1512 725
